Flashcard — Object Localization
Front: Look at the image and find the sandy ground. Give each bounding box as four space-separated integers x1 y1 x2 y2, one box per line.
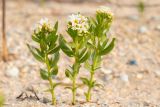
0 0 160 107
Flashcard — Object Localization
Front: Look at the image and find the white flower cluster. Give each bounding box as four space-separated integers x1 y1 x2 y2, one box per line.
96 6 113 16
33 18 53 34
68 13 89 34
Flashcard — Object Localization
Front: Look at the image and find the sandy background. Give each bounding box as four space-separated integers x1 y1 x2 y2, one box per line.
0 0 160 106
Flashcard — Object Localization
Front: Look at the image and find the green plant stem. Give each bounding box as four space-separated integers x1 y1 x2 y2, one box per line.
45 54 56 105
72 61 79 105
72 37 79 105
72 76 76 105
86 70 94 102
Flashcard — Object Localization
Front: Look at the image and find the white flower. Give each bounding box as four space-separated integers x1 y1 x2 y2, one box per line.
67 13 89 33
39 18 49 26
96 6 113 16
33 18 53 34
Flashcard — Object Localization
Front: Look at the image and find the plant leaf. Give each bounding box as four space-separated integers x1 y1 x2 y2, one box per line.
67 28 77 41
50 66 58 76
79 48 90 63
59 35 74 57
47 33 58 43
35 47 44 57
54 21 58 33
32 35 40 43
49 52 60 67
65 69 73 80
84 61 91 71
80 77 90 86
40 69 49 80
48 45 60 54
65 86 72 90
99 38 115 55
40 39 47 51
95 83 104 89
27 44 44 62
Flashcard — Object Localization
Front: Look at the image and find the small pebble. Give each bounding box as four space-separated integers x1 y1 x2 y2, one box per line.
128 59 137 65
103 75 113 81
101 103 109 107
138 26 148 34
127 15 139 21
143 101 149 106
154 70 160 77
150 16 160 21
42 97 50 104
101 68 112 74
120 74 129 83
136 73 143 79
155 25 160 31
6 66 20 78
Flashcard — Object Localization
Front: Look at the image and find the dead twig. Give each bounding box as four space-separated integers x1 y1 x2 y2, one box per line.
16 86 40 101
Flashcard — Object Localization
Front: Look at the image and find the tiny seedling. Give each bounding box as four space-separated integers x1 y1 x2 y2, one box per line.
59 13 90 105
0 91 5 107
81 6 115 102
138 0 145 14
40 0 45 6
27 18 60 105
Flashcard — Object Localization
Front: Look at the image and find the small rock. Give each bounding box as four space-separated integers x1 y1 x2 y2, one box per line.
155 25 160 31
103 75 113 81
127 15 139 21
101 68 112 74
101 103 109 107
42 97 50 104
150 16 160 21
136 73 143 79
154 70 160 77
138 26 148 34
6 66 19 78
143 101 149 106
128 59 137 65
128 101 141 107
120 74 129 83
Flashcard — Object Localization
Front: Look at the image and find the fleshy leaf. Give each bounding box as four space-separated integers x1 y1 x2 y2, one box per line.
32 35 40 43
65 69 73 80
27 44 44 62
79 48 90 63
80 77 90 86
48 45 60 54
84 61 91 71
59 35 74 57
50 66 58 76
99 38 115 55
49 52 60 67
40 69 49 80
40 39 47 51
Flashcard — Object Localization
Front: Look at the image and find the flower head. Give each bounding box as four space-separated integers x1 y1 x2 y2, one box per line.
33 18 53 34
67 13 89 34
96 6 113 17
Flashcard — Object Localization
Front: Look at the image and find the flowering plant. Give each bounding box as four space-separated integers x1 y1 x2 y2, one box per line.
59 13 90 104
27 18 60 105
81 6 115 102
27 7 115 105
